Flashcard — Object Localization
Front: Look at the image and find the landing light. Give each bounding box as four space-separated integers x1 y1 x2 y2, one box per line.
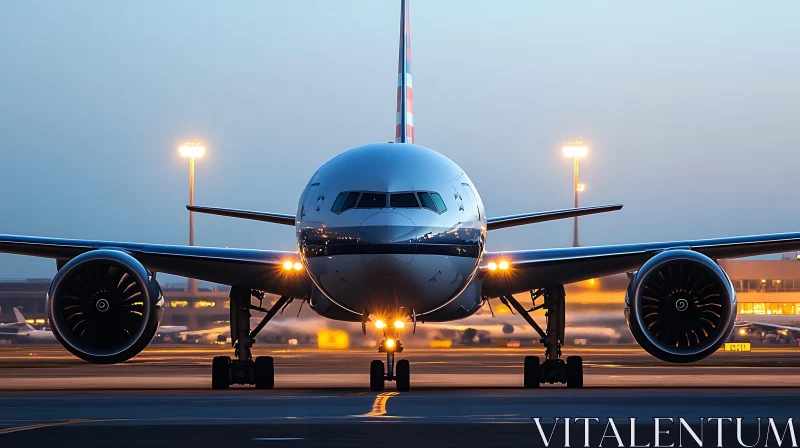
488 261 509 271
375 320 387 329
283 261 293 271
394 320 405 329
386 338 396 348
293 262 303 271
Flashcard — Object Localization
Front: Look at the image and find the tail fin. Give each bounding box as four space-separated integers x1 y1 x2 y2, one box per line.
13 307 25 324
395 0 414 144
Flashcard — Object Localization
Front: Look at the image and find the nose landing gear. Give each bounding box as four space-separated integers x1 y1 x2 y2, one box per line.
502 285 584 388
369 334 410 392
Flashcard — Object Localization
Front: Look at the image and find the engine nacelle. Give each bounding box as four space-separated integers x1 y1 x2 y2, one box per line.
625 250 736 363
47 250 163 364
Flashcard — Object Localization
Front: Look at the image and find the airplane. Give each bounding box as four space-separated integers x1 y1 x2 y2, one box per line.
0 308 188 344
0 308 57 343
2 0 800 391
154 325 189 343
732 319 800 345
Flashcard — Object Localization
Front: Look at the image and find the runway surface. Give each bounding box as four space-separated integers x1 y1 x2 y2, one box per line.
0 345 798 447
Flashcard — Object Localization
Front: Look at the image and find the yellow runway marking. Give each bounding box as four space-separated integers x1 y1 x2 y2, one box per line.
361 392 399 417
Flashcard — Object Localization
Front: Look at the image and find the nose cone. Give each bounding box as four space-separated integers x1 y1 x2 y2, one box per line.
359 212 416 275
359 212 415 242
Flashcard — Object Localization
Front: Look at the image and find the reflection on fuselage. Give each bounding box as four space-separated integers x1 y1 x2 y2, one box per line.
296 143 487 322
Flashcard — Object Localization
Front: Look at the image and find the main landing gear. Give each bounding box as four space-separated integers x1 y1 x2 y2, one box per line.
502 285 583 388
211 286 292 390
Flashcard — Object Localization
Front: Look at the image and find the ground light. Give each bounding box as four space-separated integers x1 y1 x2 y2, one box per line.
562 138 588 247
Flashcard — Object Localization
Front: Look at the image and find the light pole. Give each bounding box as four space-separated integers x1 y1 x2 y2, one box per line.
179 140 205 294
562 139 588 247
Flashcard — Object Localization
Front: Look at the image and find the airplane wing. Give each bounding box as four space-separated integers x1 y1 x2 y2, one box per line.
0 321 28 340
480 232 800 297
486 204 623 231
0 235 311 298
186 205 295 226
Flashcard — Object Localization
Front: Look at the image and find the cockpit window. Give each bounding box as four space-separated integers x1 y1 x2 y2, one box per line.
390 193 420 208
331 192 348 214
417 192 437 211
340 192 360 212
357 193 386 208
430 193 447 213
332 191 447 214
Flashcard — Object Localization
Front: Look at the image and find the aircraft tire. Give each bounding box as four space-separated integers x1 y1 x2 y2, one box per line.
566 356 583 388
212 356 231 390
370 360 385 392
254 356 275 389
523 356 541 388
396 359 410 392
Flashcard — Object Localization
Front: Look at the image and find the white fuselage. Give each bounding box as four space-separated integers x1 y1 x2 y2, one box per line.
297 143 487 322
19 328 57 342
0 324 57 343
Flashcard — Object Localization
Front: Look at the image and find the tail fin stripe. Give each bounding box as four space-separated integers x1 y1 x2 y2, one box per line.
394 0 414 144
398 73 412 89
396 112 414 127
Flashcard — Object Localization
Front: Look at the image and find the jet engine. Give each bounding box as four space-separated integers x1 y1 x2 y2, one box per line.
625 250 736 363
47 250 163 364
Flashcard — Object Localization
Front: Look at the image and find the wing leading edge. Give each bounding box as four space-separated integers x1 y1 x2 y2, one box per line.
187 205 295 226
0 234 310 298
481 232 800 297
486 204 622 231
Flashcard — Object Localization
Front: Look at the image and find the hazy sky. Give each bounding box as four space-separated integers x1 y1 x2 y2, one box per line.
0 1 798 279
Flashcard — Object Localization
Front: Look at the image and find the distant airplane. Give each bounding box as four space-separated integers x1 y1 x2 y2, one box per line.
0 308 188 344
0 308 57 343
2 0 800 391
154 325 188 342
732 318 800 344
